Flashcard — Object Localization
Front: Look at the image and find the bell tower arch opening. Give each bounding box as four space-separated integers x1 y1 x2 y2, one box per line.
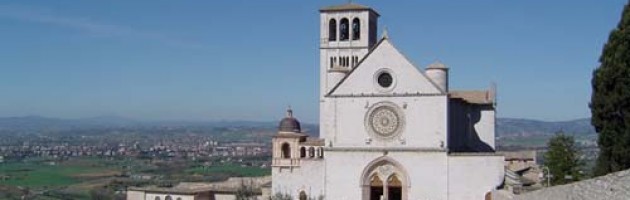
340 18 349 41
281 143 291 158
329 19 337 41
352 18 361 40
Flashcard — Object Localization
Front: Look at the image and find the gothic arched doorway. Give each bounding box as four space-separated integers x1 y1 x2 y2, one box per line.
360 157 409 200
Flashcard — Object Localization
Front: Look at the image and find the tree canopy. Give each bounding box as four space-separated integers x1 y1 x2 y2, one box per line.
544 133 582 185
590 0 630 176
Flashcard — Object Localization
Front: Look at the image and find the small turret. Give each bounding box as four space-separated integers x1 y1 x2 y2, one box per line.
426 61 449 93
278 107 301 133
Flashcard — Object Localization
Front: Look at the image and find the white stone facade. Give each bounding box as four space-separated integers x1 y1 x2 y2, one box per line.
272 3 504 200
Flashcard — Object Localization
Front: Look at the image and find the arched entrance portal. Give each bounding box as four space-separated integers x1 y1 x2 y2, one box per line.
361 157 409 200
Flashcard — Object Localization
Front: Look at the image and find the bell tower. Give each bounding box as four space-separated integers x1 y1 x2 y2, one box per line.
319 3 379 99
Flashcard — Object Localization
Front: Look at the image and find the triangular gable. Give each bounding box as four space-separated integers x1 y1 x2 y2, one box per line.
327 38 443 97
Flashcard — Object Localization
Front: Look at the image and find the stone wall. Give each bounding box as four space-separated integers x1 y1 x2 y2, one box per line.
494 169 630 200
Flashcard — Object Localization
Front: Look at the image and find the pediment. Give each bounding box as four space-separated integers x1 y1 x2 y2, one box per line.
327 39 443 97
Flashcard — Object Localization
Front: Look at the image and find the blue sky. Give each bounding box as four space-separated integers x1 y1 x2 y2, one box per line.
0 1 626 123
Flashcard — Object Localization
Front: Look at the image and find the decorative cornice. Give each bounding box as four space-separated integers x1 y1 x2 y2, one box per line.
326 92 445 98
324 146 446 152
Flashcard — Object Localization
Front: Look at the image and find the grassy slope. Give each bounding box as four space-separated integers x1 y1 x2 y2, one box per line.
0 159 117 187
186 164 270 177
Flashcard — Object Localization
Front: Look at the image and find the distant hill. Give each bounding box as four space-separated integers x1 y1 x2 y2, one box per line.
497 118 595 137
0 115 139 131
0 115 591 137
0 115 320 137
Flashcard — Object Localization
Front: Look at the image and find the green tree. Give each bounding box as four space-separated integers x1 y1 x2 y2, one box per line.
89 187 114 200
590 0 630 176
235 180 257 200
544 132 582 186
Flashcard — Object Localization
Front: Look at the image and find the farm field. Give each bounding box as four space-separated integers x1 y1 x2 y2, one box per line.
0 158 130 199
0 159 119 187
0 156 271 199
186 163 270 177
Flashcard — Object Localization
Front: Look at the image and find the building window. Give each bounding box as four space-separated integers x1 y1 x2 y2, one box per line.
319 147 324 158
299 191 307 200
165 196 173 200
309 147 315 158
330 57 334 68
352 18 360 40
281 143 291 158
340 18 349 41
155 197 161 200
329 19 337 41
377 72 393 88
300 147 306 158
387 175 402 200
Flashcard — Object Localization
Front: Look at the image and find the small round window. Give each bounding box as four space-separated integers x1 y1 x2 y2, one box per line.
377 72 393 88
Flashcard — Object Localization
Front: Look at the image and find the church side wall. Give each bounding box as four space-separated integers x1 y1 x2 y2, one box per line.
324 150 448 200
447 154 504 200
327 96 447 149
448 101 496 152
475 107 495 149
448 101 467 151
272 160 325 199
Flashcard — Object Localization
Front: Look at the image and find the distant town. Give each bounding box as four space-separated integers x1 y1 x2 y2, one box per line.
0 115 599 199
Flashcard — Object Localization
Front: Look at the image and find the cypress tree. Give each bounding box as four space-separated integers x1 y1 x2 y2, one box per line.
590 0 630 176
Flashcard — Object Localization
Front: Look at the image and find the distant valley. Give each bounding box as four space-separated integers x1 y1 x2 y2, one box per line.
0 116 596 137
497 118 595 137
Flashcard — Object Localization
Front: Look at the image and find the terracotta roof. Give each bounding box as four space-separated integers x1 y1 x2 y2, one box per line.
320 3 379 16
449 90 494 105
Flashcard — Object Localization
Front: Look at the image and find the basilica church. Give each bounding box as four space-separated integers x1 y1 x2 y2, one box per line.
271 3 504 200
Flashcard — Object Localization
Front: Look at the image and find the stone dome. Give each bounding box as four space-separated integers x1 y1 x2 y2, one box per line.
278 108 301 133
